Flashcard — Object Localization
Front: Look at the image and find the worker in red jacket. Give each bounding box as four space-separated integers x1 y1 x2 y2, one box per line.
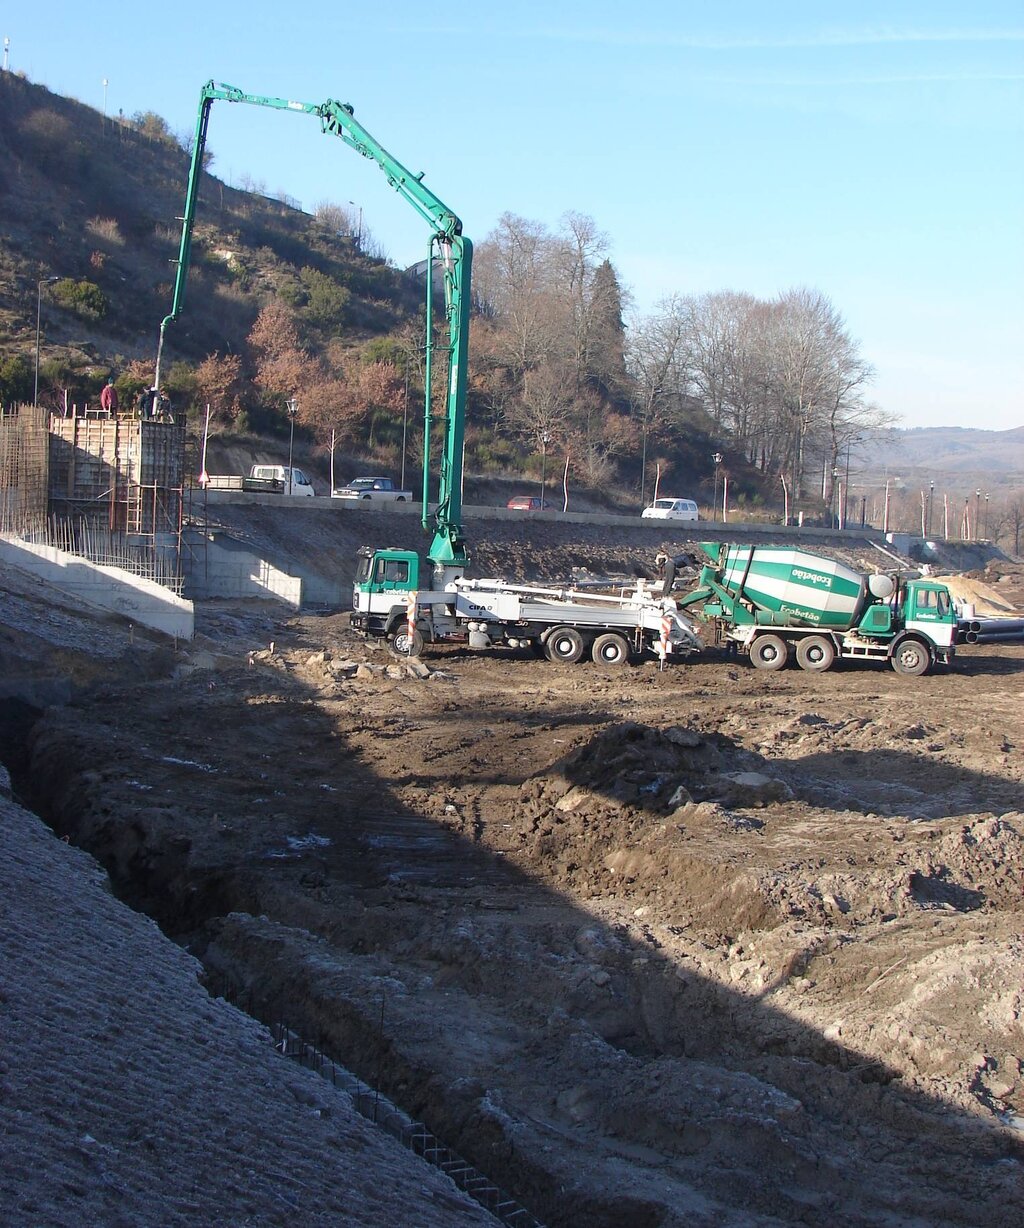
100 378 119 416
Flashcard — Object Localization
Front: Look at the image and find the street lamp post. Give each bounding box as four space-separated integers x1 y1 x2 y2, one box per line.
830 467 839 528
712 452 723 522
975 489 981 541
286 398 299 496
540 432 550 506
927 481 934 537
640 412 649 509
34 276 60 405
984 493 990 540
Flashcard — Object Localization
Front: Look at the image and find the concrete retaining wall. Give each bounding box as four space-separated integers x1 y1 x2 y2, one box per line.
182 530 303 608
0 536 194 640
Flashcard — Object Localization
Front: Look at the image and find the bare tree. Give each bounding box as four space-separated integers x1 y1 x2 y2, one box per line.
626 302 690 499
1002 494 1024 556
550 211 609 391
473 213 558 378
507 362 577 451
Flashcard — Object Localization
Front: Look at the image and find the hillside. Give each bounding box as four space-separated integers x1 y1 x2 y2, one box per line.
0 72 418 397
1 73 1020 525
858 425 1024 491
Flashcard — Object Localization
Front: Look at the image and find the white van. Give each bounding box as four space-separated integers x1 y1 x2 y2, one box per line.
641 497 699 522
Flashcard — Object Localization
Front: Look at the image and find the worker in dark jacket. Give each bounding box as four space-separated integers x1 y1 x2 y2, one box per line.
100 378 119 416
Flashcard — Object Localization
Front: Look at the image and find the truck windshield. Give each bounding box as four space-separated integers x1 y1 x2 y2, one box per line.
355 555 373 584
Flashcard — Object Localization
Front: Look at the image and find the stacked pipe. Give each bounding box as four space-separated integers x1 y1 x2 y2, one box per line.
959 617 1024 644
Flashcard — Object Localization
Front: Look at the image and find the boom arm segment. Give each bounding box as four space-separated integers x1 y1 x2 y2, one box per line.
157 80 471 567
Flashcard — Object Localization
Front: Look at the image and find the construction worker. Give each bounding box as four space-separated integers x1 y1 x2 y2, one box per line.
100 377 119 417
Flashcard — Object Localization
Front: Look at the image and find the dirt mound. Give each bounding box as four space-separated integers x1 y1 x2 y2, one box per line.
933 573 1021 616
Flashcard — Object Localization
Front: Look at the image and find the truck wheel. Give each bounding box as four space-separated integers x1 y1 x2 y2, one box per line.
891 639 930 676
591 632 631 666
361 494 372 500
750 634 789 671
396 495 406 501
545 626 585 664
795 635 835 673
389 627 424 657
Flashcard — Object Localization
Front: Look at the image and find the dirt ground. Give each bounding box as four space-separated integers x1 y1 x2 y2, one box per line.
3 524 1024 1227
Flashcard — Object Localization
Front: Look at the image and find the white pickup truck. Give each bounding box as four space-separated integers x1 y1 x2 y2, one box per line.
332 476 413 502
202 465 316 496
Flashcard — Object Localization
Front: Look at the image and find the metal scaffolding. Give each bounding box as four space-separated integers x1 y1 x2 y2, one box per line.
0 406 49 535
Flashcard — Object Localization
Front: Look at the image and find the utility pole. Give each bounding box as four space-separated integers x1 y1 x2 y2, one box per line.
35 276 61 405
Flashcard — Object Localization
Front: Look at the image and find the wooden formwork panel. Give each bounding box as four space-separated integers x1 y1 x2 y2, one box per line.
48 415 185 535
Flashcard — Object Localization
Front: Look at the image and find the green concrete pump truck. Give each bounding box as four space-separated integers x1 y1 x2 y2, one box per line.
158 80 699 665
672 543 958 676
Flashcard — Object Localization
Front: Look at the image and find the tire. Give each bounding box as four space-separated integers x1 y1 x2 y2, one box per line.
361 494 372 501
591 632 631 666
891 639 931 676
396 496 406 502
749 634 789 671
795 635 835 673
388 626 424 657
544 626 586 664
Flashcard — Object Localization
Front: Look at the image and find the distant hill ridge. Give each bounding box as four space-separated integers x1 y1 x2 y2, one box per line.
858 425 1024 490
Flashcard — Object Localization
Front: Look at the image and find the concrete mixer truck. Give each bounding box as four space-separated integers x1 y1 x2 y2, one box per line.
674 543 958 676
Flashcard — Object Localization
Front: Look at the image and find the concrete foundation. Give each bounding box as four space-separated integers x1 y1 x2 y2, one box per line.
0 536 194 640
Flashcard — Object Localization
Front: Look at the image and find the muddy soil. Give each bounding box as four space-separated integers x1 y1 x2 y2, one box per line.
3 538 1024 1227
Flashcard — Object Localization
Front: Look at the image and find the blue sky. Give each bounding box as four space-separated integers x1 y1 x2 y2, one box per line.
10 2 1023 430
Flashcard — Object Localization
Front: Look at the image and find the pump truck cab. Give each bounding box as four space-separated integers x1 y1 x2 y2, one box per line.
676 543 957 676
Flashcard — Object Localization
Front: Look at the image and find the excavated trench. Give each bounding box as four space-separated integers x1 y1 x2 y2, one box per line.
9 663 1022 1228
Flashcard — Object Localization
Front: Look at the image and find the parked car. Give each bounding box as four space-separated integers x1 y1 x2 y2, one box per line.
332 476 413 502
507 496 552 511
641 497 699 522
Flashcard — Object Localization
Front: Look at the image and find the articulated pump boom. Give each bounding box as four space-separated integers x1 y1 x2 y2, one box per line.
163 82 702 667
157 80 472 569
